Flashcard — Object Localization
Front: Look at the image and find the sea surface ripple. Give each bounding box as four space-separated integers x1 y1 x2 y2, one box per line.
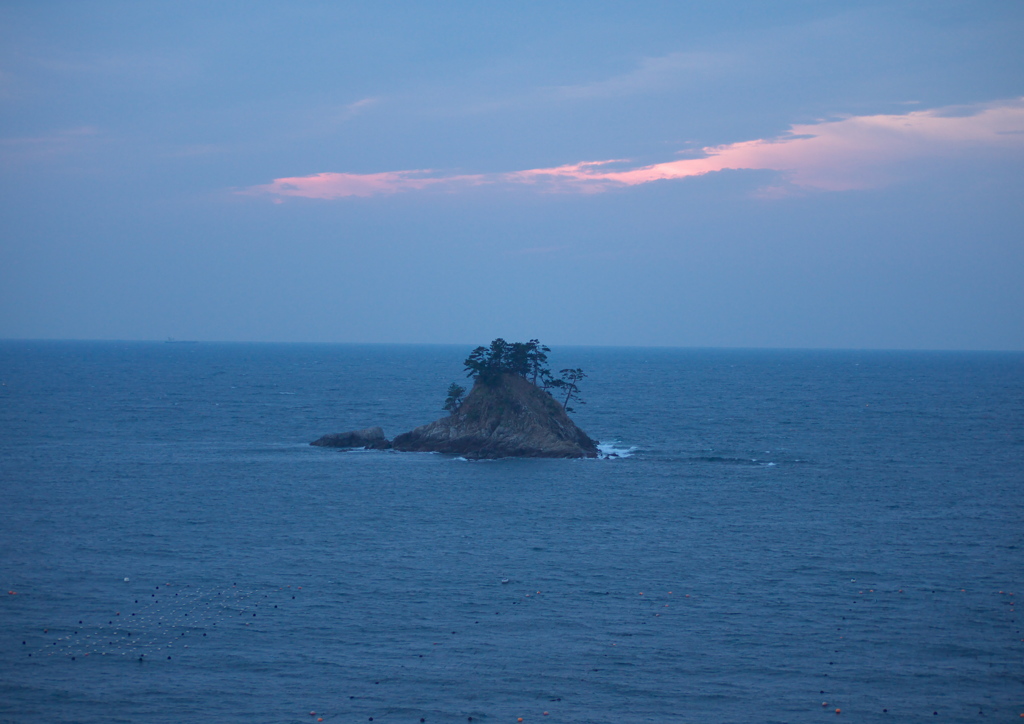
0 342 1021 723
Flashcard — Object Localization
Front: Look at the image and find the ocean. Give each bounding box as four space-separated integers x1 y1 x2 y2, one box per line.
0 341 1021 723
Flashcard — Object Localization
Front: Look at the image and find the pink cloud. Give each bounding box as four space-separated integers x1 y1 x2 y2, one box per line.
243 170 468 199
509 98 1024 192
242 98 1024 200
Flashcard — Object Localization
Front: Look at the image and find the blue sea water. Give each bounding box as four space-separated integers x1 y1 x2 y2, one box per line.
0 341 1021 724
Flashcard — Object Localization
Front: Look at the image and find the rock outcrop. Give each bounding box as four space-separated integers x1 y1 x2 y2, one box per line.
310 426 392 449
391 373 598 459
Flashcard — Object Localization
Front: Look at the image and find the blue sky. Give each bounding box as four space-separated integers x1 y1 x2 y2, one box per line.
1 1 1022 348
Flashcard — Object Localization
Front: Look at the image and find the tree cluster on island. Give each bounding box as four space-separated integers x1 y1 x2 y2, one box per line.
444 338 587 413
313 336 598 458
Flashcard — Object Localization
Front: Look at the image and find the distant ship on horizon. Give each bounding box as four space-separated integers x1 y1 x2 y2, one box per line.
164 337 199 344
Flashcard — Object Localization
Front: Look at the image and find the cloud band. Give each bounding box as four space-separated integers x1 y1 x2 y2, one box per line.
242 98 1024 200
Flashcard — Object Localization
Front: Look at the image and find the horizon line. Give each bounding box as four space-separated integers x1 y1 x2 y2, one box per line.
1 337 1021 354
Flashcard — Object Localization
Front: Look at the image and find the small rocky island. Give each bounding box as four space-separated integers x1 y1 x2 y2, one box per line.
311 339 599 459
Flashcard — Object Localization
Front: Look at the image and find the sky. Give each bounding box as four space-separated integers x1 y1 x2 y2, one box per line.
1 1 1022 349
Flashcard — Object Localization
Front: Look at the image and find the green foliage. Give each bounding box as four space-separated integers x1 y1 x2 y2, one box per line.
463 338 551 385
526 340 551 385
461 339 586 413
443 382 466 413
555 368 587 412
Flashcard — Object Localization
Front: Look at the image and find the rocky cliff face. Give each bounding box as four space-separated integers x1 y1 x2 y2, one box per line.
310 426 391 449
391 373 598 459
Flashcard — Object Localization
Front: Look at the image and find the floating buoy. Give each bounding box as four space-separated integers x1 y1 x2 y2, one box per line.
835 709 841 714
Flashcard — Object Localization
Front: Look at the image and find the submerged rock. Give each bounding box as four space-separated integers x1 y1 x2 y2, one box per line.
391 373 598 459
310 426 391 449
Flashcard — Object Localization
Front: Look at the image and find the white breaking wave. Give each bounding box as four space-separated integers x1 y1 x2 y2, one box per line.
597 442 637 459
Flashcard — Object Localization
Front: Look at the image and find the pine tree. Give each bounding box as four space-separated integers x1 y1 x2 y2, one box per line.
443 383 466 413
